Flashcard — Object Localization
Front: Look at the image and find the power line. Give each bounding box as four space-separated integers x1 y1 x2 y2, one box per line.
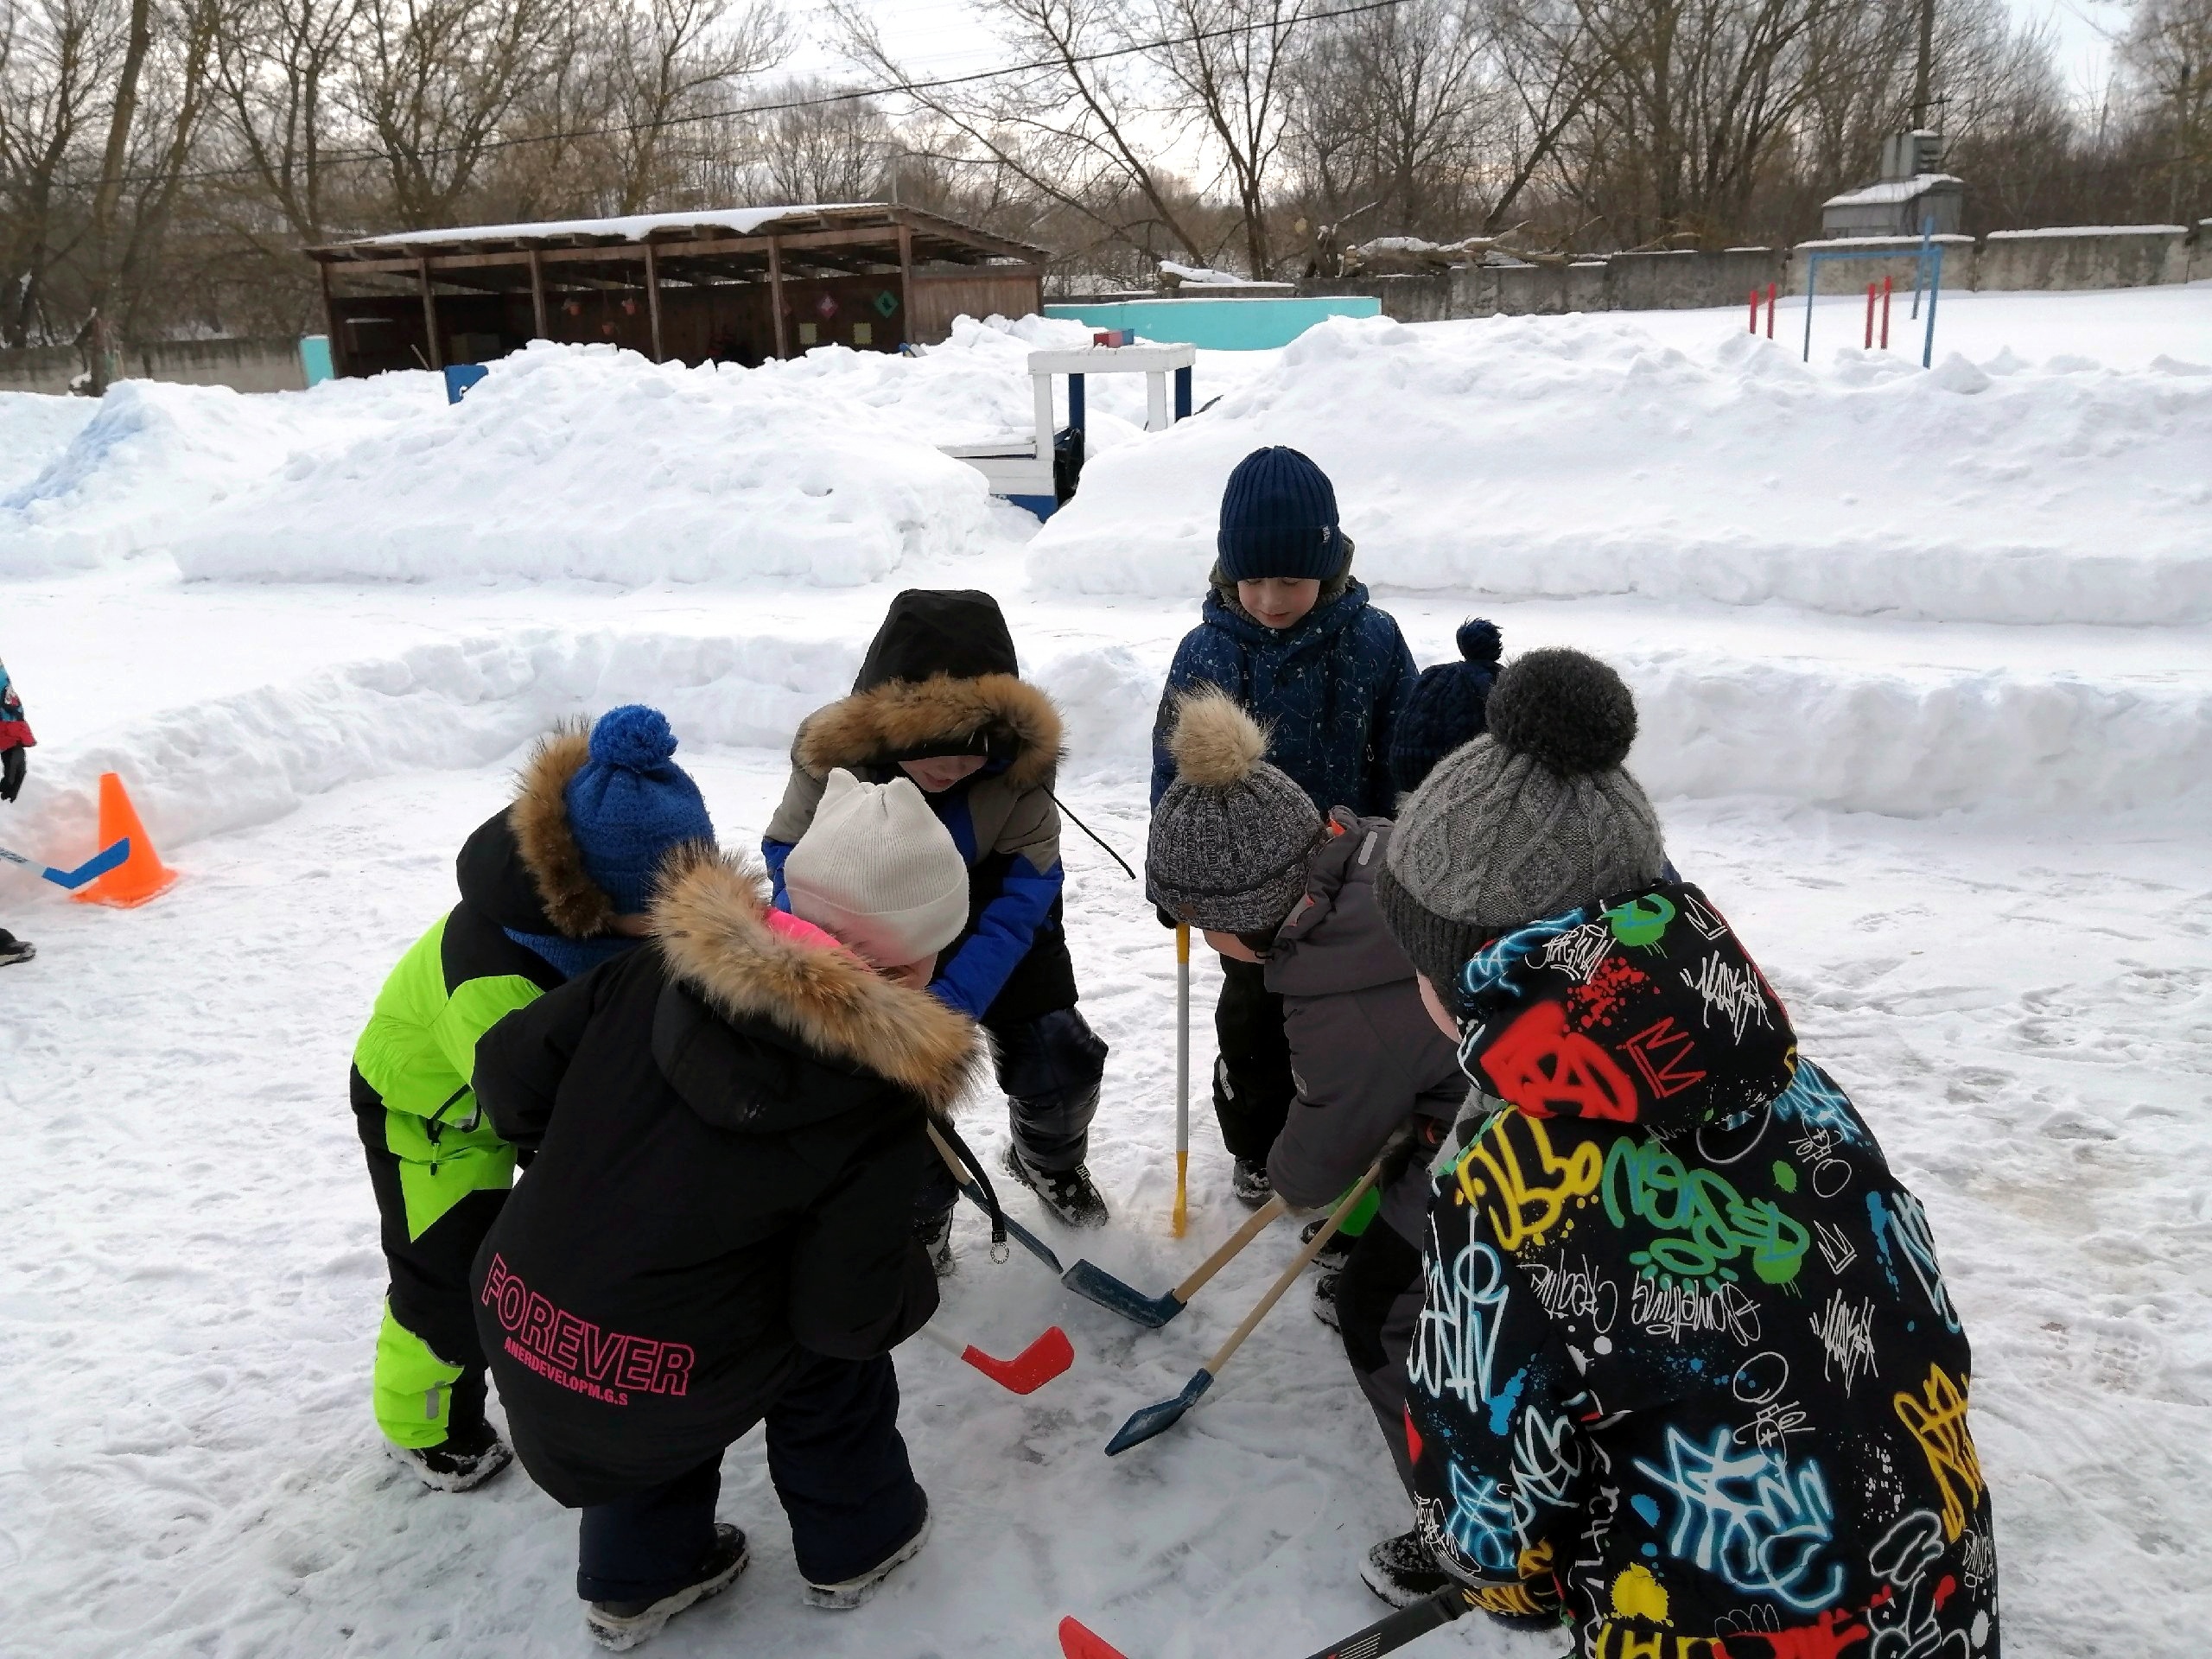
89 0 1406 190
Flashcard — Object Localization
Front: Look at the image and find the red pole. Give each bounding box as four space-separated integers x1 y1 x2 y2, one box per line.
1749 289 1758 334
1866 283 1876 350
1765 283 1777 339
1880 276 1892 350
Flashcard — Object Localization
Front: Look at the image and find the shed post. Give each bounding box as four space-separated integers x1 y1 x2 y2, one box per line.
319 257 346 378
897 224 914 346
528 248 549 340
416 257 442 370
644 241 665 362
768 237 790 359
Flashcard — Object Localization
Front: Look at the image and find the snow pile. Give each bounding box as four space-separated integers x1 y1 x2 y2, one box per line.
170 341 1045 587
0 374 443 576
1028 312 2212 626
0 391 97 496
3 627 1166 869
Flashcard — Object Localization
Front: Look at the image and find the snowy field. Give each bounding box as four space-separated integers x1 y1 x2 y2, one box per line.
1 285 2208 1657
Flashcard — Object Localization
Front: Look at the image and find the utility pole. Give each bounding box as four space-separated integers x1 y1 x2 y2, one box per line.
1910 0 1936 131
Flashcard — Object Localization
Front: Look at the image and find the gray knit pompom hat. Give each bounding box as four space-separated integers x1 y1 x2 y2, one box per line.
1146 688 1325 933
1376 647 1666 993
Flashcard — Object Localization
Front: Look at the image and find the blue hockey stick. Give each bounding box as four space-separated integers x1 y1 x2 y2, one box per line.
0 837 130 891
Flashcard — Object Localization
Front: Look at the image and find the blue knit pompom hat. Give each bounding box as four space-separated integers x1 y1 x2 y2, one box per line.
1217 446 1343 582
1389 619 1503 798
563 705 715 916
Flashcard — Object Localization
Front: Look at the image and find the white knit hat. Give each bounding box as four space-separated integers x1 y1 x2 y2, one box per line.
784 770 971 969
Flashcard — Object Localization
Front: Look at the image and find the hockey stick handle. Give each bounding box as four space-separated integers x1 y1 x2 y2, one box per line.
1172 1192 1287 1303
1173 924 1191 1236
1203 1159 1382 1379
1297 1584 1475 1659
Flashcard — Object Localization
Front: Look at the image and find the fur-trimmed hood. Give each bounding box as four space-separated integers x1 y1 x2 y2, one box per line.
507 723 620 938
454 723 620 940
650 846 986 1116
794 673 1063 791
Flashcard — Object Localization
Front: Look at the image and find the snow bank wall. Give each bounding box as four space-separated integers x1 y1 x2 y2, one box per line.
7 629 2203 887
1027 315 2212 626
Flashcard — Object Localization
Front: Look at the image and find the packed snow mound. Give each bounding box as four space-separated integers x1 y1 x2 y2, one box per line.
166 339 1133 588
0 374 443 576
3 627 1160 865
1028 313 2212 626
10 622 2204 875
0 391 98 496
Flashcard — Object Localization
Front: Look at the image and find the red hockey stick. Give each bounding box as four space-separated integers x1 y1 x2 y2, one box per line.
919 1321 1074 1395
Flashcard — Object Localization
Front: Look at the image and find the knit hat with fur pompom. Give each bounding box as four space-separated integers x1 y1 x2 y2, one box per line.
1145 688 1325 934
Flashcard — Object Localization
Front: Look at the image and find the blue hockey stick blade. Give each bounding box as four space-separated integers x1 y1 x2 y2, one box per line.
955 1178 1065 1275
1104 1368 1214 1455
41 837 130 890
1061 1258 1185 1328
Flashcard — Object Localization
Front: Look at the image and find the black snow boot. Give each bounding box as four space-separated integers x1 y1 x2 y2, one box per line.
586 1523 750 1650
1361 1528 1454 1609
389 1418 512 1493
1231 1157 1273 1208
919 1208 956 1278
0 930 34 966
1303 1217 1355 1328
1001 1143 1109 1228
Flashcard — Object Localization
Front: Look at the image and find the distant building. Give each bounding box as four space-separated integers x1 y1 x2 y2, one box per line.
1821 132 1965 238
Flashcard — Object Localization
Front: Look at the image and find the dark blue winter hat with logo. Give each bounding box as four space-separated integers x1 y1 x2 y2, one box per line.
1389 619 1504 797
563 705 715 915
1216 446 1343 582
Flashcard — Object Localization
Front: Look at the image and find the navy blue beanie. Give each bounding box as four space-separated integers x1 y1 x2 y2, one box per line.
1388 620 1503 798
563 706 715 916
1217 446 1343 582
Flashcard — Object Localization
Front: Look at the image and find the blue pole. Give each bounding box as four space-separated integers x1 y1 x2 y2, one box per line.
1173 364 1192 421
1923 245 1942 370
1067 372 1085 441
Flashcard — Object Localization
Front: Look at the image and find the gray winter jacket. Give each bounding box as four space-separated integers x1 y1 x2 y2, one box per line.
1264 810 1466 1244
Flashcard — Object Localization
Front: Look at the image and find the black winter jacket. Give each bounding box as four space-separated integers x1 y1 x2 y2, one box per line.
1407 882 1999 1658
469 849 979 1508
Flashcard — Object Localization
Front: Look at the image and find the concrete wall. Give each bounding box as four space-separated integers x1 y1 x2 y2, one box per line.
0 336 307 396
1974 227 2192 291
1299 223 2207 321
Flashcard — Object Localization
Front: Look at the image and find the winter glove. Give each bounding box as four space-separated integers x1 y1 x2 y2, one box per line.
0 744 22 804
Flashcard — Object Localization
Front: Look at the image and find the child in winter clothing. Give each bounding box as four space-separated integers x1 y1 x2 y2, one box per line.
1387 620 1503 801
1146 686 1466 1548
1372 648 2000 1654
470 772 975 1651
1149 447 1418 1202
763 588 1112 1232
351 706 713 1492
1 653 35 966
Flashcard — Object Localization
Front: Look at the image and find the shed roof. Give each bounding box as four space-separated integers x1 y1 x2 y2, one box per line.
1821 173 1963 210
306 202 1049 289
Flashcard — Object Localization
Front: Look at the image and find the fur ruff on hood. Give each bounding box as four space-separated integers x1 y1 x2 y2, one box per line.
650 846 987 1113
795 673 1063 791
508 722 619 939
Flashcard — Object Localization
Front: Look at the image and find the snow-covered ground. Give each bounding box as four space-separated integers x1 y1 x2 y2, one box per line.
1 286 2208 1657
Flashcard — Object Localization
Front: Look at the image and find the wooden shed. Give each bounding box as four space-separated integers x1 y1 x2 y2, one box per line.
303 203 1050 378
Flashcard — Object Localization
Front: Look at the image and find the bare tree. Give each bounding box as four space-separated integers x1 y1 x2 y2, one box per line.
210 0 364 243
600 0 787 212
2123 0 2210 221
0 0 115 343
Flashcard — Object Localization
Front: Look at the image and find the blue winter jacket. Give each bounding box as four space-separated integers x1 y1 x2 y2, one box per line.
1151 576 1417 817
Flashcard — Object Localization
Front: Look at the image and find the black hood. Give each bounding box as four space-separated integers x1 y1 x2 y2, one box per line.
455 810 562 934
855 589 1019 691
651 983 900 1135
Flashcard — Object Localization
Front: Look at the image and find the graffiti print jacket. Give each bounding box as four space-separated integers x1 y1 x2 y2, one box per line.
1407 880 1999 1659
469 848 969 1508
1149 563 1417 820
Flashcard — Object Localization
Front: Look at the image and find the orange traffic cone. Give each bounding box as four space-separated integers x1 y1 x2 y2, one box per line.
73 772 178 908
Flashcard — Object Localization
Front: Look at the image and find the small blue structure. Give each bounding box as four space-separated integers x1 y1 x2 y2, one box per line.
442 362 489 403
1043 296 1377 351
298 335 334 387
